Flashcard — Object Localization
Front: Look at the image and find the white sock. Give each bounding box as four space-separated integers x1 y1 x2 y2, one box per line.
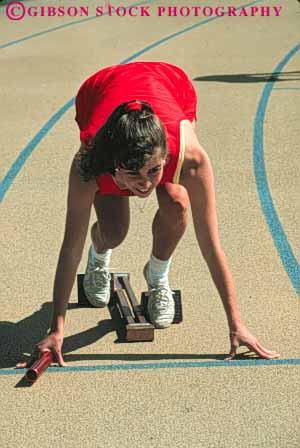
147 253 172 288
91 244 112 268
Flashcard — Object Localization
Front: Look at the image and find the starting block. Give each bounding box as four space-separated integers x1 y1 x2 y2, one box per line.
77 273 182 342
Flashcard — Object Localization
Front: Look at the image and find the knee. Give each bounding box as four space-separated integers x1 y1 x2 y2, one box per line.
158 184 189 222
105 227 128 249
92 221 128 249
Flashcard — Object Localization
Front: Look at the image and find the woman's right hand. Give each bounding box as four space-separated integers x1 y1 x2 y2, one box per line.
16 332 67 368
37 332 67 367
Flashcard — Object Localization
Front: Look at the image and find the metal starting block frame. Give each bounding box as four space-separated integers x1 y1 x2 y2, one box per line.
77 273 182 343
110 273 155 342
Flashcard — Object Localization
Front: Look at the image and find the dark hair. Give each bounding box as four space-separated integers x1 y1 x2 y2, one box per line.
78 100 167 181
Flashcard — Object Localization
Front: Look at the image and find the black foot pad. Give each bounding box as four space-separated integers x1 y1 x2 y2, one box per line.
77 273 94 307
141 290 183 324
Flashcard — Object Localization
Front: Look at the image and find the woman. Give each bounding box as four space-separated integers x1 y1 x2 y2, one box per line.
18 62 279 368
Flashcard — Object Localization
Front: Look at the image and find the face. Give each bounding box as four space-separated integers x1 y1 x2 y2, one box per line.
114 150 166 198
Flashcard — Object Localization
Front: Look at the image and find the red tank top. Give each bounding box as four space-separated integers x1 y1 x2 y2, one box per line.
75 62 197 196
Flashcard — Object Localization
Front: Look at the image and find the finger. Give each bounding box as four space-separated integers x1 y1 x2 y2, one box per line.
39 348 52 354
34 347 47 359
256 349 280 359
39 347 62 364
248 341 279 358
36 345 51 354
224 345 238 361
255 342 280 357
16 351 40 369
55 350 68 367
245 342 280 359
15 361 28 369
224 353 236 361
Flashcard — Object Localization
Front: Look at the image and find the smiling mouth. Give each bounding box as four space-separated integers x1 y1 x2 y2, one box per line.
135 187 151 194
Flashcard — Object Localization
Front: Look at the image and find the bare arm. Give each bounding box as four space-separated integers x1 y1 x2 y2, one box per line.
51 154 98 334
40 152 97 365
16 153 98 368
180 122 279 359
180 132 242 331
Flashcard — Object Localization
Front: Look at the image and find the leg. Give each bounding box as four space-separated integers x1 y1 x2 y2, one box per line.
144 183 189 328
91 193 130 252
84 194 130 307
152 183 189 260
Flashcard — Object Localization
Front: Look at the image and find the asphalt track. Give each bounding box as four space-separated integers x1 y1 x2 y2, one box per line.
1 0 300 447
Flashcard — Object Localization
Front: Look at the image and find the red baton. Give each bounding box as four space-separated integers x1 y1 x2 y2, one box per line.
26 351 53 382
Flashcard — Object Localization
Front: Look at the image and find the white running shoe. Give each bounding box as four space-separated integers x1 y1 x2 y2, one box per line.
83 246 111 308
143 263 175 329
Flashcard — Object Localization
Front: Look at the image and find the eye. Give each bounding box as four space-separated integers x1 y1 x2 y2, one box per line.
148 165 162 176
120 167 138 176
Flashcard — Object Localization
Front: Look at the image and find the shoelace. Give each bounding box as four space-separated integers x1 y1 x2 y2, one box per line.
149 287 174 311
90 264 111 289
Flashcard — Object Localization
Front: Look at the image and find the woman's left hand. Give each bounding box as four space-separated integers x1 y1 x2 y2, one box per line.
225 324 280 360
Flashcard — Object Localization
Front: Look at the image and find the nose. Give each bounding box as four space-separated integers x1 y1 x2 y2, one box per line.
136 176 151 189
137 181 151 189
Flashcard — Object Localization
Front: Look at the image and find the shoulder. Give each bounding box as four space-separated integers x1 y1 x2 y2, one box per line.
181 121 209 175
69 150 99 197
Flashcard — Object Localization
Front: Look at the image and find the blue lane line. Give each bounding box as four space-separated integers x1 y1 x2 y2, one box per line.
0 0 263 203
1 358 300 376
0 0 156 49
0 99 74 202
253 44 300 296
0 16 101 50
120 0 263 63
0 4 296 376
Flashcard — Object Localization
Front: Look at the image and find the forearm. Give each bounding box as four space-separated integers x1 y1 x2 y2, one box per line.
50 248 82 334
181 131 279 359
49 156 96 333
201 244 243 331
183 149 243 330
